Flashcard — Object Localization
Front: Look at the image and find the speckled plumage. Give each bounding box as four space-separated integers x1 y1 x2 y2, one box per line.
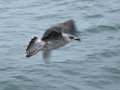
25 19 80 60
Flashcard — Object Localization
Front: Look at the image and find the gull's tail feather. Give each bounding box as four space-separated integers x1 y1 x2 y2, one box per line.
26 36 42 58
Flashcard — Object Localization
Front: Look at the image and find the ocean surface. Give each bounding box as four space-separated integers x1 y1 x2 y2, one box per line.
0 0 120 90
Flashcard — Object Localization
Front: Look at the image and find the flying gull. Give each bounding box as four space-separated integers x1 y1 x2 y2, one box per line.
25 19 81 60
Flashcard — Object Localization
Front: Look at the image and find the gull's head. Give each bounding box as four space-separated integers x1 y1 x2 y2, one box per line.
69 35 81 41
62 33 81 42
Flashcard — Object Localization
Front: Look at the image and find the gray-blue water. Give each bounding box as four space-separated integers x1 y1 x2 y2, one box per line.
0 0 120 90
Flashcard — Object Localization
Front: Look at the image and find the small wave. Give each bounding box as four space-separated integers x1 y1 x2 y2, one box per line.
60 69 81 76
108 8 120 13
87 49 120 59
3 84 21 90
102 67 120 75
85 25 117 34
84 14 103 19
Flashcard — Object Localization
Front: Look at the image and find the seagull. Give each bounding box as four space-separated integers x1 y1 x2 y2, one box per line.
25 19 81 60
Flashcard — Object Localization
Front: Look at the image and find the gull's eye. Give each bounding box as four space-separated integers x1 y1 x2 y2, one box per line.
69 36 74 39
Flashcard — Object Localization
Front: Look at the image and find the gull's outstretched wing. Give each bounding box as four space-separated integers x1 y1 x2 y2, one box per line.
26 36 45 57
62 19 77 35
41 19 77 41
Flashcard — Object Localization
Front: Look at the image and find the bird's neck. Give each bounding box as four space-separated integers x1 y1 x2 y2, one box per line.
62 33 71 42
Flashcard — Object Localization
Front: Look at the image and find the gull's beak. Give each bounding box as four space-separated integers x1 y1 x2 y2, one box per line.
74 38 81 41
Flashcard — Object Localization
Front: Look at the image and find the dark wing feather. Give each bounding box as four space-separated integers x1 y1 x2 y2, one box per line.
41 27 62 40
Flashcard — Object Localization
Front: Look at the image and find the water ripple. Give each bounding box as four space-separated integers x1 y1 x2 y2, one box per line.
0 0 120 90
85 25 117 34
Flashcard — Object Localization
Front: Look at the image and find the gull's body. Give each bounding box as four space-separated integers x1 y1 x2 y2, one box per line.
26 19 81 60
